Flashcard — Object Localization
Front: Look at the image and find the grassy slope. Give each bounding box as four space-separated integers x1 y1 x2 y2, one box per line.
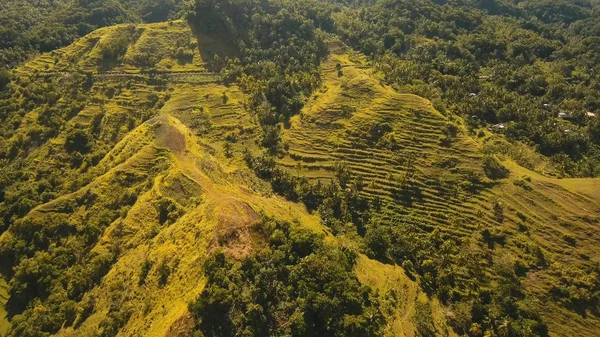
501 160 600 337
0 22 436 336
16 20 207 74
355 255 459 337
2 22 600 337
0 277 8 336
279 46 600 336
43 114 326 337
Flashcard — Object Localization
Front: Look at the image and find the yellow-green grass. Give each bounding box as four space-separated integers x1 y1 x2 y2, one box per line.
277 47 600 336
16 20 207 75
3 22 343 336
282 51 490 239
355 255 459 337
0 277 8 336
45 113 329 336
4 23 600 337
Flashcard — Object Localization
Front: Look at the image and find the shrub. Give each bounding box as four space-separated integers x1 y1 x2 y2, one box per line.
493 201 505 223
65 129 92 154
0 69 10 92
483 155 509 179
364 224 391 261
98 34 129 65
157 259 171 287
138 259 153 286
563 234 576 246
414 302 436 337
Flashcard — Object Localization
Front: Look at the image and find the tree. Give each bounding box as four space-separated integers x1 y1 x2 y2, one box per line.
493 201 505 223
483 156 509 180
0 69 10 92
65 129 92 154
364 224 391 261
139 0 177 23
189 218 383 337
335 163 351 188
223 141 233 158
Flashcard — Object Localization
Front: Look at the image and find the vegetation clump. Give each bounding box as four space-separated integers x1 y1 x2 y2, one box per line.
189 217 383 337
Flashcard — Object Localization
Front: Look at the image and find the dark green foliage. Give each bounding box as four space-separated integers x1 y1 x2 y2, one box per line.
191 108 212 135
563 234 577 247
65 129 93 154
138 259 153 286
245 151 371 234
157 259 171 287
483 155 509 180
138 0 178 23
154 197 183 225
549 263 600 311
414 301 436 337
260 125 282 155
0 69 10 92
493 201 505 223
223 141 233 158
188 0 327 127
189 217 383 337
97 304 133 337
334 163 351 189
368 121 393 144
364 223 392 261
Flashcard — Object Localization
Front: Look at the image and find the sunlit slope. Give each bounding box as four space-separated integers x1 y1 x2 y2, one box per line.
35 114 323 337
0 23 443 336
499 161 600 337
355 256 459 337
280 47 600 337
16 20 208 74
5 109 435 337
2 22 600 337
281 50 489 238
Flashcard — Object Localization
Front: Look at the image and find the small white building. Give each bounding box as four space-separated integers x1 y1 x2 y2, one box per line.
489 123 505 132
558 112 571 119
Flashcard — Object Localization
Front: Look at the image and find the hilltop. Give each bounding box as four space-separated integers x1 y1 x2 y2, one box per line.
0 1 600 336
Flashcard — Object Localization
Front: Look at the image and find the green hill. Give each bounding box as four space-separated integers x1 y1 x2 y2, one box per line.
0 2 599 337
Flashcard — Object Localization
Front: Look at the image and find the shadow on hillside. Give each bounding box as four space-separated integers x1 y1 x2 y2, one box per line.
195 34 240 72
391 185 423 207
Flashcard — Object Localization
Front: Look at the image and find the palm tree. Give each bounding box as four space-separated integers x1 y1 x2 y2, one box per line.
497 317 512 337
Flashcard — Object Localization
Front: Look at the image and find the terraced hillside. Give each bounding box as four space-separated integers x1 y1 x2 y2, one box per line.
277 46 600 336
1 20 600 337
17 20 207 74
281 50 487 236
0 22 458 337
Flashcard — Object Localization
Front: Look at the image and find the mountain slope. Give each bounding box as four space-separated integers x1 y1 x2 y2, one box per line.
0 21 457 337
0 20 599 337
276 45 600 337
